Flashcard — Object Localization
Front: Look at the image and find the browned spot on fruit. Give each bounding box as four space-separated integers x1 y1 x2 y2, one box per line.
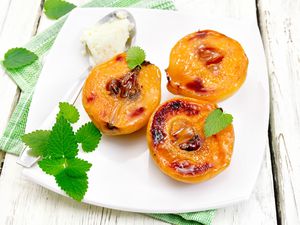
189 30 208 40
130 107 145 117
106 122 118 130
142 61 151 66
87 92 96 103
198 46 224 66
116 54 124 62
150 100 199 146
106 67 141 100
170 161 213 175
179 135 203 151
106 79 121 95
186 79 209 93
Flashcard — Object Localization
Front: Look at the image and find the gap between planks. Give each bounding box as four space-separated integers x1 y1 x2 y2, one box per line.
0 151 5 175
257 0 300 224
255 1 282 223
31 0 45 37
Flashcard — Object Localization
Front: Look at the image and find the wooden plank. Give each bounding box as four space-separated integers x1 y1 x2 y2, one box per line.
213 146 277 225
0 0 44 172
0 0 44 136
0 155 168 225
0 0 277 224
257 0 300 224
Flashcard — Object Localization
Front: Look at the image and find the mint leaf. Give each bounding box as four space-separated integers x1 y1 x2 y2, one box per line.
21 102 99 202
57 102 79 123
22 130 51 157
3 48 38 69
38 158 65 175
47 117 78 158
39 158 91 201
55 170 88 201
64 158 92 178
76 122 101 152
44 0 76 20
204 108 233 137
39 158 91 178
126 46 146 69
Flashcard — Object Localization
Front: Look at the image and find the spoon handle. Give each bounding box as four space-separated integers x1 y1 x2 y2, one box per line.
17 67 91 168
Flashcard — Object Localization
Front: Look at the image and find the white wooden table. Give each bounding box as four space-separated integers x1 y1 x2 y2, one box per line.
0 0 299 224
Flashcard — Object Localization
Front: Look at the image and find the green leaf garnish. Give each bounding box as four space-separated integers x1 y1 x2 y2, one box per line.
55 169 88 201
44 0 76 20
3 48 38 69
39 157 91 201
57 102 80 123
204 108 233 137
64 158 92 178
126 46 146 69
38 158 66 175
21 103 101 201
22 130 51 157
48 116 78 159
76 122 102 152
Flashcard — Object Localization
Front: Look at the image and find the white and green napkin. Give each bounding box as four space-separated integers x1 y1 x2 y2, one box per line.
0 0 215 224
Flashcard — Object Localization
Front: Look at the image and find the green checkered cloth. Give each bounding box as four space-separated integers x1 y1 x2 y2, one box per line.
0 0 215 224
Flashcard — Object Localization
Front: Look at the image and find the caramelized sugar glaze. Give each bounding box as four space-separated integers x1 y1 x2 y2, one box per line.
166 30 248 102
83 53 161 135
147 98 234 183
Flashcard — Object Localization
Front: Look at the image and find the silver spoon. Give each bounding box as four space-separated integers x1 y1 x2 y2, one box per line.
17 10 136 168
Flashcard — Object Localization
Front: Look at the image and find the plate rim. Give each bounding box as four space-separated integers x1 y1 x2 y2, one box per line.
23 7 270 213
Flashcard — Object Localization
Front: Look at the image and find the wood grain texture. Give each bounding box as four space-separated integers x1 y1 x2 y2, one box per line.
0 0 44 139
0 0 278 224
257 0 300 224
0 0 44 176
0 155 168 225
213 146 277 225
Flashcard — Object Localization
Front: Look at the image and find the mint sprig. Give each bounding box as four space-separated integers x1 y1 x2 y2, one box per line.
3 48 38 69
44 0 76 20
204 108 233 137
57 102 80 123
22 102 101 201
22 130 51 157
76 122 102 152
38 158 66 176
47 116 78 159
126 46 146 69
55 170 89 201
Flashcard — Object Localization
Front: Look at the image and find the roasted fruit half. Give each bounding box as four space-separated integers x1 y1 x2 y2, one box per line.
166 30 248 102
147 97 234 183
82 53 161 135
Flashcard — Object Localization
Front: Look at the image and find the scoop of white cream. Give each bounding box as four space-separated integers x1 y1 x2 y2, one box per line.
81 12 133 66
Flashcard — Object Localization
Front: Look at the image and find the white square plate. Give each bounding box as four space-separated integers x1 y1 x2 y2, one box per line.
23 8 269 213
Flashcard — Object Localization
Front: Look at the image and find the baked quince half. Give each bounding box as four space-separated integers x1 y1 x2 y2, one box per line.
82 53 161 135
147 97 234 183
166 30 248 102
